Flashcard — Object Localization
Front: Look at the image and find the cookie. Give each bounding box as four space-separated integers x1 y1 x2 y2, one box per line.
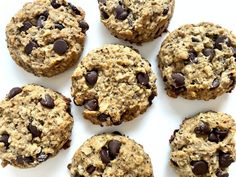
6 0 88 77
71 44 157 126
169 111 236 177
68 133 153 177
158 22 236 100
98 0 175 43
0 84 73 168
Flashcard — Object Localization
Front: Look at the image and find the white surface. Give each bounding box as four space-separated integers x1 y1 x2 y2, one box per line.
0 0 236 176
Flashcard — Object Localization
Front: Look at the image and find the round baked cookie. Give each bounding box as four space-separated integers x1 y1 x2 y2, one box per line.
169 111 236 177
98 0 175 43
68 133 153 177
0 84 73 168
71 44 157 126
6 0 88 77
158 22 236 100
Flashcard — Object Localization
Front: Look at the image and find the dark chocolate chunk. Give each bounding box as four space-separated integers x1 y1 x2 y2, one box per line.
115 5 129 20
194 121 211 135
0 133 10 148
20 21 33 32
108 140 121 159
172 73 185 88
84 99 98 111
202 48 215 60
208 128 228 143
53 39 68 55
51 0 61 9
40 94 55 108
191 160 209 175
8 87 22 99
219 152 234 168
137 72 150 87
68 3 81 15
86 164 96 174
24 41 38 55
79 20 89 33
215 36 232 50
37 152 49 162
54 23 64 30
100 146 110 164
98 113 109 122
27 123 42 138
85 70 98 86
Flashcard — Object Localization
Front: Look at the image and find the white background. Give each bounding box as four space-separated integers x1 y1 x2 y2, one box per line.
0 0 236 176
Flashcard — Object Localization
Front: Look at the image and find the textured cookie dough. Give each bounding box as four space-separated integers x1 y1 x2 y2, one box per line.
169 111 236 177
0 84 73 168
68 133 154 177
158 22 236 100
6 0 88 77
98 0 175 43
71 44 157 126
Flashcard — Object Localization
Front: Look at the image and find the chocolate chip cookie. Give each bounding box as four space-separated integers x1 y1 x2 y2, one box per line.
158 22 236 100
0 84 73 168
6 0 88 77
71 44 157 126
98 0 175 43
170 111 236 177
68 133 154 177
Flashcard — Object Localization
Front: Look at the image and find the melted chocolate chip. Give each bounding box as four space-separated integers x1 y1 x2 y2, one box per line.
68 3 81 15
84 99 98 111
215 36 232 50
115 5 129 20
54 23 64 30
8 87 22 99
219 152 234 168
148 92 156 105
79 20 89 33
191 37 200 42
37 152 48 162
0 134 10 148
98 113 109 122
208 128 228 143
188 51 198 63
162 7 169 15
53 39 69 55
172 73 185 88
17 156 34 164
40 94 55 108
137 72 150 87
86 165 96 174
211 78 220 89
62 140 71 149
112 131 123 136
101 10 109 19
194 121 211 135
100 146 110 164
169 129 179 143
191 160 209 175
20 21 33 32
24 41 38 55
203 48 215 60
85 70 98 86
108 140 121 160
51 0 61 9
27 123 42 138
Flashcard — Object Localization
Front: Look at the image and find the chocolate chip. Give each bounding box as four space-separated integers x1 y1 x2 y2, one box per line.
215 36 232 50
37 11 48 28
79 20 89 33
85 70 98 86
148 92 156 105
40 94 55 108
98 113 109 122
115 5 129 20
203 48 215 60
170 159 179 167
215 129 228 140
191 37 200 42
54 23 64 30
37 152 48 162
208 128 228 143
27 123 42 138
232 48 236 57
86 165 96 174
75 172 84 177
68 3 81 15
172 73 185 88
98 0 106 4
53 39 68 55
191 160 209 175
188 51 198 63
219 152 234 168
24 41 38 55
211 78 220 89
163 7 169 15
208 131 219 143
0 134 10 148
137 72 149 87
20 21 33 32
108 140 121 160
51 0 61 9
216 170 229 177
112 131 123 136
8 87 22 99
84 99 98 111
101 10 109 19
194 121 211 135
100 146 110 164
169 129 179 143
17 156 34 164
62 140 71 150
